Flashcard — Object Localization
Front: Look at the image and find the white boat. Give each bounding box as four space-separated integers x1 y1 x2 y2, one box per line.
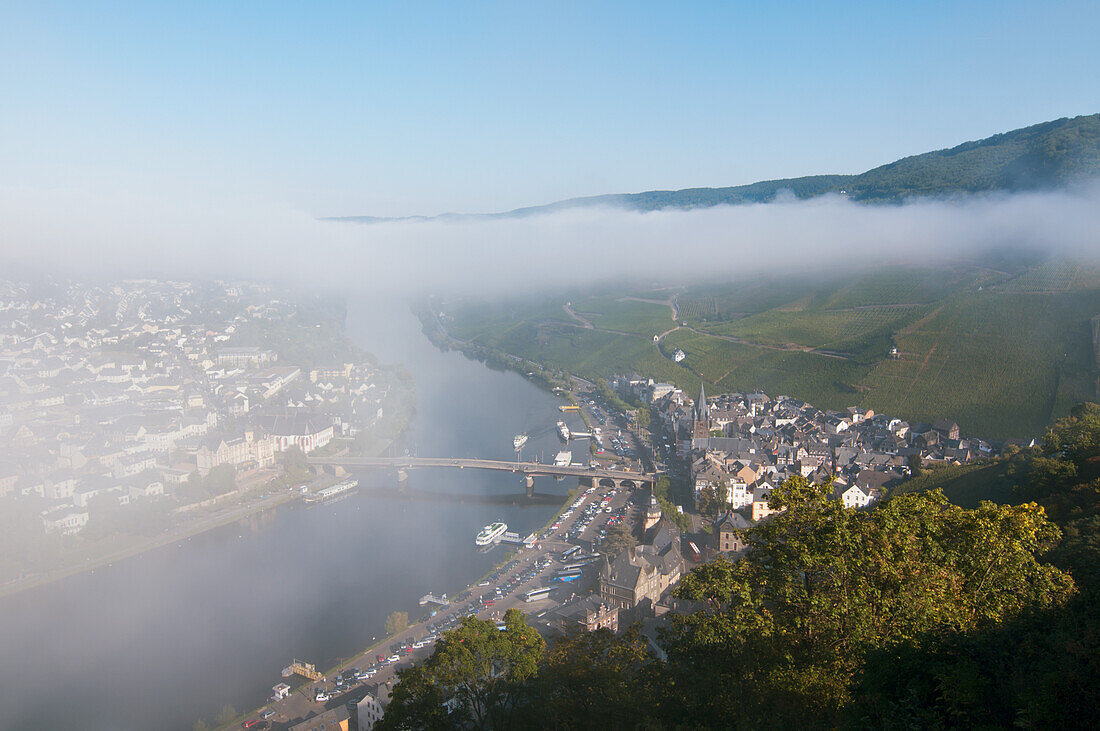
513 433 528 450
555 451 573 467
475 520 508 546
557 420 570 441
302 479 359 504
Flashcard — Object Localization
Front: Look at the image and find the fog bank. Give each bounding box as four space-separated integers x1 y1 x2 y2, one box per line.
3 183 1099 294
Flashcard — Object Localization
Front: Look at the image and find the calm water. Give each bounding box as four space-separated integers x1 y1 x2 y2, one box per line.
0 297 588 730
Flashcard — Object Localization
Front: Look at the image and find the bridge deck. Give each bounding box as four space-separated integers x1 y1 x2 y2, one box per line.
309 456 655 483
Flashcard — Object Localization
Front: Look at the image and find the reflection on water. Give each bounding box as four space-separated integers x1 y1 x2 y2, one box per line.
0 297 584 731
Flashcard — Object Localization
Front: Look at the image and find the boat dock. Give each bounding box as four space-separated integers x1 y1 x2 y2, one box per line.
418 593 449 607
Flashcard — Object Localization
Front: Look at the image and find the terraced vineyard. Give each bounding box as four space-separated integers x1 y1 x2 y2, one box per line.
702 305 928 356
441 262 1100 438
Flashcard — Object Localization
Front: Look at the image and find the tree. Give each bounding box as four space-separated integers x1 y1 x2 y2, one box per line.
658 476 1074 727
603 522 636 558
385 610 409 636
283 444 310 480
214 705 237 726
652 476 672 502
378 609 546 730
658 497 692 533
515 625 658 727
906 452 923 478
205 464 237 496
1046 402 1100 478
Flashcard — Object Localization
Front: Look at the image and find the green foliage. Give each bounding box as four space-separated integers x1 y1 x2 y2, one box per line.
661 477 1073 727
515 625 658 727
652 476 672 502
378 609 545 730
205 464 237 496
227 296 371 369
602 522 635 559
658 497 691 533
597 114 1100 209
595 378 633 414
214 704 237 726
385 611 409 636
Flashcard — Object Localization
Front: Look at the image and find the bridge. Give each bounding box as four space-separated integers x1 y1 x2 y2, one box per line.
309 456 657 497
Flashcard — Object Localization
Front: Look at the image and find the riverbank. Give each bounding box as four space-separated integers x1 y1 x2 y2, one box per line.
0 424 412 601
0 484 299 600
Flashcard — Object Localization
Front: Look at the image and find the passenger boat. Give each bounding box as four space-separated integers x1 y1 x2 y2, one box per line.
475 520 508 546
557 420 571 441
302 479 359 505
513 433 528 450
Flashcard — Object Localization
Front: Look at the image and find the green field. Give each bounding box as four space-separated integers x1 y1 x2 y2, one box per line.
567 295 674 336
441 262 1100 439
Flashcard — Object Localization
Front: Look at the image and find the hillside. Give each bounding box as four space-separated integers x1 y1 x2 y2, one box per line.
434 260 1100 439
335 114 1100 222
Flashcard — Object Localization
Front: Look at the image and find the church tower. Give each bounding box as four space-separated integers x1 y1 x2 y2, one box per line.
643 492 662 532
692 382 711 440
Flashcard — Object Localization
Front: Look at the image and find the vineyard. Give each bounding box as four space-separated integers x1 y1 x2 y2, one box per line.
567 295 673 336
663 329 870 411
700 305 929 356
997 260 1084 293
440 262 1100 439
856 291 1100 437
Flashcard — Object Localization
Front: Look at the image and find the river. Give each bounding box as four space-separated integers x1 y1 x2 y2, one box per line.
0 297 590 730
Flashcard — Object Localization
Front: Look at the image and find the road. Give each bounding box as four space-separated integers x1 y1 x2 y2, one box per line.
249 481 643 730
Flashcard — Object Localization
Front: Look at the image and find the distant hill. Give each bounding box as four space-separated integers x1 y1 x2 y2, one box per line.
331 114 1100 222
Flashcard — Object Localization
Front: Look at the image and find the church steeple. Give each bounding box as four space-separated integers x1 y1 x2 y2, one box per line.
696 382 708 424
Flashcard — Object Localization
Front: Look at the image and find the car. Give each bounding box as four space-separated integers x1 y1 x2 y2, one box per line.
387 654 400 662
261 710 275 720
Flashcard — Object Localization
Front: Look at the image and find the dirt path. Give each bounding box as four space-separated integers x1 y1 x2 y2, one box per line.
617 295 679 322
562 303 594 328
897 343 938 410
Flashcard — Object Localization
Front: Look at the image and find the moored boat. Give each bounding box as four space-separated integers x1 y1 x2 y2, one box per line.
475 520 508 546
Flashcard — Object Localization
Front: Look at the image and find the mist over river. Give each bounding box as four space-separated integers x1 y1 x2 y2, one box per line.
0 297 586 731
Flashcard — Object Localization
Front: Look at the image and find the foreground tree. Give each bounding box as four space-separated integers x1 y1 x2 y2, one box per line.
378 609 545 730
658 475 1074 728
515 625 658 728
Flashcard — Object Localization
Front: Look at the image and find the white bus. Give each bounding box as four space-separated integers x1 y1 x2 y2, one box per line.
523 587 553 602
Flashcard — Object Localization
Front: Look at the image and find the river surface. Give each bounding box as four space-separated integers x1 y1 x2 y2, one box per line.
0 297 589 731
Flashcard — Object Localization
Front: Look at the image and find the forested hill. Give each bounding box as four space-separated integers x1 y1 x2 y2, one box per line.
333 113 1100 222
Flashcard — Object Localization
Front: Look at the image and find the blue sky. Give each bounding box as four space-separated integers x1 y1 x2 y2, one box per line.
2 1 1097 217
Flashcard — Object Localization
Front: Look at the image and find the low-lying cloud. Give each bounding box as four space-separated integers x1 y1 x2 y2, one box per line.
3 182 1100 294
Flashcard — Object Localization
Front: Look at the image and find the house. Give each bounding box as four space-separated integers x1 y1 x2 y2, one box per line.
837 483 879 509
352 690 387 731
41 506 89 535
216 346 274 369
933 419 961 440
750 478 783 522
547 595 619 633
195 431 276 474
289 706 350 731
714 510 751 554
599 496 683 616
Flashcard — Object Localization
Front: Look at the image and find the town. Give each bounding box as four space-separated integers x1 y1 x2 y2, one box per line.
253 364 1011 730
0 279 411 590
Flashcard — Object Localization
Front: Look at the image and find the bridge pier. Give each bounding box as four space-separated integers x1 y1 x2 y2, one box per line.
525 474 535 498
